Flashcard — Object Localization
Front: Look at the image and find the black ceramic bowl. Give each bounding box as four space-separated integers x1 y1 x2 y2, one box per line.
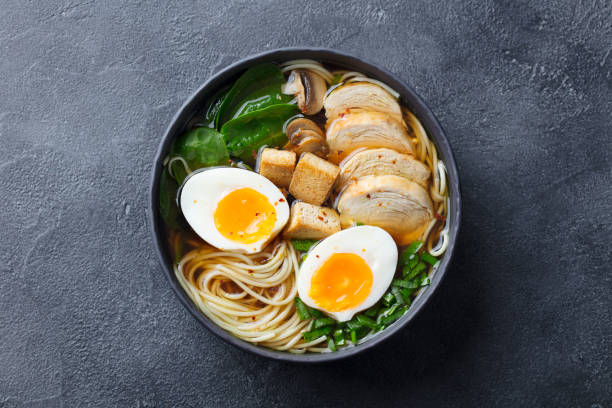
149 47 461 363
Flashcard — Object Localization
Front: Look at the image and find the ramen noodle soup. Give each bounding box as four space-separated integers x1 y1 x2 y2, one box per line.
158 60 450 353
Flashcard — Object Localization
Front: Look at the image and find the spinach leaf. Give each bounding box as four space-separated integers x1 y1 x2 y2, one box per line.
170 127 229 184
201 86 229 128
221 104 299 164
159 167 179 228
215 64 293 128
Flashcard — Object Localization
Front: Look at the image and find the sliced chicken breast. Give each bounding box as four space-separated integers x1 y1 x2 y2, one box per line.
323 82 403 122
336 148 430 191
326 111 414 163
336 175 433 245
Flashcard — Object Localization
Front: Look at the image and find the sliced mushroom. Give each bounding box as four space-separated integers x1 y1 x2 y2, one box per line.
285 133 328 158
293 136 329 157
288 129 323 145
326 111 414 163
284 117 328 158
336 148 430 191
282 70 327 115
282 70 303 95
285 117 325 140
336 175 433 245
323 82 403 122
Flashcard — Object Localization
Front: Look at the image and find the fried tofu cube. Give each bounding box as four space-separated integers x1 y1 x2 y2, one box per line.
283 202 341 239
258 148 296 188
289 153 340 205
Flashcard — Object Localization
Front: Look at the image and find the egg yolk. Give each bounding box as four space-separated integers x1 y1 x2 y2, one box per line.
214 187 276 244
308 253 373 312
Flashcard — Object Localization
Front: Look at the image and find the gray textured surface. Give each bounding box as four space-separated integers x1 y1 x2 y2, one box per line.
1 0 611 407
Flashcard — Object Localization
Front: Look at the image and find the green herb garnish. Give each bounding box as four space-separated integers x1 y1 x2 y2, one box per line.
295 297 310 320
302 326 333 342
421 252 439 266
327 337 337 351
291 239 318 252
313 317 335 329
296 241 440 351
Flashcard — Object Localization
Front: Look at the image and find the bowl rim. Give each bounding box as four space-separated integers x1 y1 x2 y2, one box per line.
148 47 461 363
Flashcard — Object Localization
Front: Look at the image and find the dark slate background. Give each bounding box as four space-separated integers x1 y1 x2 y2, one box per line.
1 0 610 407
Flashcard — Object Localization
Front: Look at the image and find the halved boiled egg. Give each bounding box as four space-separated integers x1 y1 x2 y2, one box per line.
297 226 398 321
179 167 289 254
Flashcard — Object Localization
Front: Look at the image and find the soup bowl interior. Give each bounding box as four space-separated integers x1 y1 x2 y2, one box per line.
149 47 461 363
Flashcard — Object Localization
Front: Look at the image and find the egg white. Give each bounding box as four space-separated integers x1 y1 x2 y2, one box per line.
297 225 398 321
179 167 290 254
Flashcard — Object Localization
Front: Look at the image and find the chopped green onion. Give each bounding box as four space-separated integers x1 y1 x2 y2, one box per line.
383 304 400 315
350 329 358 344
421 252 439 266
308 308 323 318
400 288 414 302
414 272 427 286
364 305 380 317
356 314 378 329
306 319 315 331
327 337 337 351
392 279 419 289
377 304 400 324
333 329 345 346
291 239 318 252
355 221 364 226
409 255 420 269
380 306 408 326
420 277 431 287
404 261 427 280
391 286 405 305
294 298 310 320
399 252 417 267
343 327 351 338
406 241 424 254
302 326 332 342
402 257 420 276
355 327 370 339
313 317 335 329
399 241 423 264
382 292 395 306
346 318 363 330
